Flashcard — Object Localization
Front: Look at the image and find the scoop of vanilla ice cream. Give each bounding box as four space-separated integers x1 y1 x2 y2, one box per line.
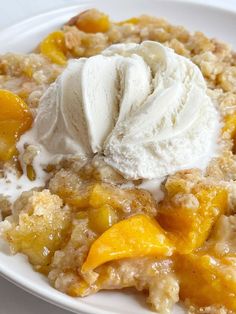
19 41 219 180
103 41 219 179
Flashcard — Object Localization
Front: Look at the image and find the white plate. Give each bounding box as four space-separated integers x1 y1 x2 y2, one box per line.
0 1 235 314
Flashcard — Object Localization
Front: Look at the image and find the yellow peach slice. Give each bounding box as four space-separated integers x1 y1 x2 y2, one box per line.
40 31 67 65
0 89 33 161
82 214 174 272
157 186 228 253
75 9 110 33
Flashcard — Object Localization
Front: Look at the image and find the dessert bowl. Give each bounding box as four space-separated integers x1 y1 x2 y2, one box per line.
0 1 236 314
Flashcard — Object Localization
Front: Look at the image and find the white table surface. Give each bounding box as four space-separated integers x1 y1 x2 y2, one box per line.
0 1 236 314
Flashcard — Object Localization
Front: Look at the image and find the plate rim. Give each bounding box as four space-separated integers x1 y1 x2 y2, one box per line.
0 0 236 39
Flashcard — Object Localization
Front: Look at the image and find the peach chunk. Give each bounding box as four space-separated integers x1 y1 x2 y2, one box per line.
88 205 118 234
175 253 236 311
73 9 110 33
0 89 33 161
157 186 228 253
117 17 140 25
82 214 174 272
4 190 71 270
174 215 236 311
222 113 236 139
89 183 157 216
222 113 236 152
50 174 157 216
40 31 67 65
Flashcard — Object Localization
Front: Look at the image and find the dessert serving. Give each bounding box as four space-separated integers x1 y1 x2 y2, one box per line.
0 8 236 314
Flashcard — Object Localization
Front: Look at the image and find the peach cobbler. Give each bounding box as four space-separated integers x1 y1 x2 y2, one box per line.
1 9 236 314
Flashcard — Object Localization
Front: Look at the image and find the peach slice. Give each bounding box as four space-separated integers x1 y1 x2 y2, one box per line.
157 186 228 253
74 9 110 33
82 214 174 272
40 31 67 65
0 89 33 161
